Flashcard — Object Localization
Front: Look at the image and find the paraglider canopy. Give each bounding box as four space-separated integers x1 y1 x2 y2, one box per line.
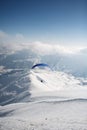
32 63 50 70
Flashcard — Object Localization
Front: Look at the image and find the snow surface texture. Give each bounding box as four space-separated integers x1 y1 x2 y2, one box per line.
29 69 87 99
0 101 87 130
0 68 87 130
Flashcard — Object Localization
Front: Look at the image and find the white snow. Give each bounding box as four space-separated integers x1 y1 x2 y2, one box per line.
0 101 87 130
0 68 87 130
0 66 12 75
29 69 87 99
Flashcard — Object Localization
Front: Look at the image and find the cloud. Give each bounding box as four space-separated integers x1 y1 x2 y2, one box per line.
0 30 26 44
0 30 8 38
31 41 85 55
0 30 86 56
0 30 28 54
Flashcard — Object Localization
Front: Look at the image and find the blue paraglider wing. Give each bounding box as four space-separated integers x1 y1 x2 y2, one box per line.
32 63 50 69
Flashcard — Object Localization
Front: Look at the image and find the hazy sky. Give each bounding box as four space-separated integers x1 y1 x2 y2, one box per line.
0 0 87 45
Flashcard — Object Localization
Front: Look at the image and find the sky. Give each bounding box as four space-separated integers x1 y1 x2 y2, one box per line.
0 0 87 46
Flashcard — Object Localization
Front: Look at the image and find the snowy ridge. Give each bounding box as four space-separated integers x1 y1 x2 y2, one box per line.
0 68 87 130
29 69 87 99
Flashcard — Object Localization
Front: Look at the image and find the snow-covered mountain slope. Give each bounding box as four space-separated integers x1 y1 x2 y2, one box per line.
0 46 87 130
0 66 87 105
29 69 87 100
0 66 87 130
0 99 87 130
